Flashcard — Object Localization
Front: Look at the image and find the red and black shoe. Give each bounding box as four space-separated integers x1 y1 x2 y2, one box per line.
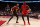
24 21 26 25
28 22 30 25
16 21 19 23
7 22 9 24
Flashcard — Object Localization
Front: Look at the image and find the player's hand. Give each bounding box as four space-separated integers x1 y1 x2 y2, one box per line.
29 8 31 11
11 12 13 15
11 13 13 15
27 9 31 13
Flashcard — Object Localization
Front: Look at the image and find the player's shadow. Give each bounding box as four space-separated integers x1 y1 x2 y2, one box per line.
13 23 25 26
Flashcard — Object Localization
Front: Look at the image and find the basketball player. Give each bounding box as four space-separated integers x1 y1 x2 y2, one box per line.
21 2 31 25
7 4 19 24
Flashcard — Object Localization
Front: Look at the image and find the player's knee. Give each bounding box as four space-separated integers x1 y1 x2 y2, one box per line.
26 14 29 17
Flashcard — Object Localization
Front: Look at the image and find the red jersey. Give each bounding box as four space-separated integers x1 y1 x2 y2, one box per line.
21 5 29 11
21 5 29 15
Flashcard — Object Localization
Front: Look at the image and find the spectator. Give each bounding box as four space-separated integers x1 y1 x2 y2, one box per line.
5 4 11 16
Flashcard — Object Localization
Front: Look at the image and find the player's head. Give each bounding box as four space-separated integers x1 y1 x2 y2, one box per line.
16 4 19 7
23 2 26 5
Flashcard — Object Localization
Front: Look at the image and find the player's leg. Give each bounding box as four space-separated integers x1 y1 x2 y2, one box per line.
14 12 19 23
7 14 14 24
26 14 30 25
16 15 19 23
22 14 26 25
22 14 25 21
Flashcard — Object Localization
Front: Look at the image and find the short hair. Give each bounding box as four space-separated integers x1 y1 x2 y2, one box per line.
16 4 19 5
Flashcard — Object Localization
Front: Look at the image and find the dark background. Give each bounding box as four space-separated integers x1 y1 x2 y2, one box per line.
0 2 40 12
5 0 39 1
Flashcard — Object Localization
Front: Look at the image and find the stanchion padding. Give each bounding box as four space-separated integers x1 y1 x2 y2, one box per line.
0 21 6 26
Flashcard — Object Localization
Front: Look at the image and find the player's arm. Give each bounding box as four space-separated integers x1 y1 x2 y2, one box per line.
11 7 14 11
11 7 14 14
27 5 31 11
18 7 20 13
18 7 19 9
27 5 31 13
21 5 23 12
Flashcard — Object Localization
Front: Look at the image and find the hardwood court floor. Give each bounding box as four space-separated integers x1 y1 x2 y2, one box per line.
0 16 40 27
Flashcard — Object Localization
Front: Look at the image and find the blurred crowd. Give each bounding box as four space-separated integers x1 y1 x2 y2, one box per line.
0 2 40 18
